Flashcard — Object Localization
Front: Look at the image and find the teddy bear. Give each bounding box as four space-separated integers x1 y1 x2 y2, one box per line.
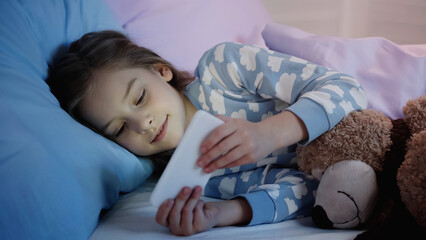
296 95 426 239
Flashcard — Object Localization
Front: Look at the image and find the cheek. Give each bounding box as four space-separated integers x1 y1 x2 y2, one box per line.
165 125 184 148
119 135 175 156
117 136 149 156
165 134 180 149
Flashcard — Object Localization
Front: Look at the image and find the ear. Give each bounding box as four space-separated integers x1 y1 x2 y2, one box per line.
153 63 173 82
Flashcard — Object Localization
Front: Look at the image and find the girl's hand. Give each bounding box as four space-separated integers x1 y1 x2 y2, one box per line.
155 186 220 236
196 116 276 173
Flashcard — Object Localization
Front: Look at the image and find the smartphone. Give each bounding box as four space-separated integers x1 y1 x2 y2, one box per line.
150 110 224 207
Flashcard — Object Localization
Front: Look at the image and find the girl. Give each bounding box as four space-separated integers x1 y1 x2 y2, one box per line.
48 31 367 236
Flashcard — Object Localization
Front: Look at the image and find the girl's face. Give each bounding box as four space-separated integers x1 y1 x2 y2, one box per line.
79 65 193 156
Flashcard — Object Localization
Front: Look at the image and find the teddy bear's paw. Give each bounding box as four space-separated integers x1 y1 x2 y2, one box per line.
312 160 378 229
311 168 325 180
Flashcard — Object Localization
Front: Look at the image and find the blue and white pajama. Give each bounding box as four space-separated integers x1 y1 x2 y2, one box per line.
184 42 367 225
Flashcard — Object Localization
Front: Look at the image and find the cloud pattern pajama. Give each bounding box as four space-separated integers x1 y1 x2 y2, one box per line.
184 42 367 225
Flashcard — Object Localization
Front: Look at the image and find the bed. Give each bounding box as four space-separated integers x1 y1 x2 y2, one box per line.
89 177 363 240
0 0 424 239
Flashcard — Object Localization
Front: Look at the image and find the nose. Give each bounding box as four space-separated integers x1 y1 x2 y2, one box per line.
312 205 333 229
127 113 154 134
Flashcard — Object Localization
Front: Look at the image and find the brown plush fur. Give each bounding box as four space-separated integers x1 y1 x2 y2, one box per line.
398 130 426 229
297 109 392 174
297 95 426 239
356 96 426 239
355 118 414 240
403 95 426 134
397 94 426 230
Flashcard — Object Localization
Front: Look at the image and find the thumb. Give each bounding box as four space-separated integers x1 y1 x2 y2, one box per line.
216 115 231 122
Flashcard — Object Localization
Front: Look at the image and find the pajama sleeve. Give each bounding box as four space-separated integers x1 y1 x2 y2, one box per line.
195 42 367 144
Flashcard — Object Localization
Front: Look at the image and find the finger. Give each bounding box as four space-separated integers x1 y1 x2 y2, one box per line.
155 199 174 226
203 146 247 173
168 187 192 234
198 133 240 168
204 138 257 172
180 186 203 235
215 115 231 121
193 200 206 225
199 121 236 155
222 154 253 169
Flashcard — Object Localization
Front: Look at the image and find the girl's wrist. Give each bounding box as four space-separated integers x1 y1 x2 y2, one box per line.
260 110 308 150
209 198 252 227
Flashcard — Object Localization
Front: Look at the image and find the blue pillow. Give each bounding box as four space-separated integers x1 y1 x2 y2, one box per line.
0 0 153 239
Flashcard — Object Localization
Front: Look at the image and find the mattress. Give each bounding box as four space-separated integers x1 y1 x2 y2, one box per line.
90 178 363 239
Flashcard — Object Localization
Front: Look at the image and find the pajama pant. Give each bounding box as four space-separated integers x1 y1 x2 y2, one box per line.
204 165 319 226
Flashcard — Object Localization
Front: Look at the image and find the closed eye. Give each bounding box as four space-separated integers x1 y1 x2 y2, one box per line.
136 90 147 106
115 123 126 138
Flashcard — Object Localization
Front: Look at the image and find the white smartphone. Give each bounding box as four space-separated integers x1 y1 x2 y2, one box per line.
150 110 224 207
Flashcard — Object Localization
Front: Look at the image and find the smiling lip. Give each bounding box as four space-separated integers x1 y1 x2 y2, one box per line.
151 116 168 143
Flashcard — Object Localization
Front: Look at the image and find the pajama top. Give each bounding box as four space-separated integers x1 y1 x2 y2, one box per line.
183 42 367 225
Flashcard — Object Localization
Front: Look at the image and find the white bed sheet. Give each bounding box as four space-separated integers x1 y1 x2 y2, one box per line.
90 178 363 240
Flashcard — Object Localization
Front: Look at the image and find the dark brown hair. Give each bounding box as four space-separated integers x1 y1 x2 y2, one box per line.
47 30 194 124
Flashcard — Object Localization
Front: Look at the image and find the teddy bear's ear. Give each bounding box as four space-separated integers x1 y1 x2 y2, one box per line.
403 95 426 134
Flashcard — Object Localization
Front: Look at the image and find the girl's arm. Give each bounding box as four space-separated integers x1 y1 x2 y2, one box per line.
192 42 367 172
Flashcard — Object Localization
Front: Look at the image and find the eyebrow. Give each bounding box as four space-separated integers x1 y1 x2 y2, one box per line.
123 77 137 101
100 77 137 133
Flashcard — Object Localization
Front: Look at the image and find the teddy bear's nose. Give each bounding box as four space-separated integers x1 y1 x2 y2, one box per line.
312 205 333 229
